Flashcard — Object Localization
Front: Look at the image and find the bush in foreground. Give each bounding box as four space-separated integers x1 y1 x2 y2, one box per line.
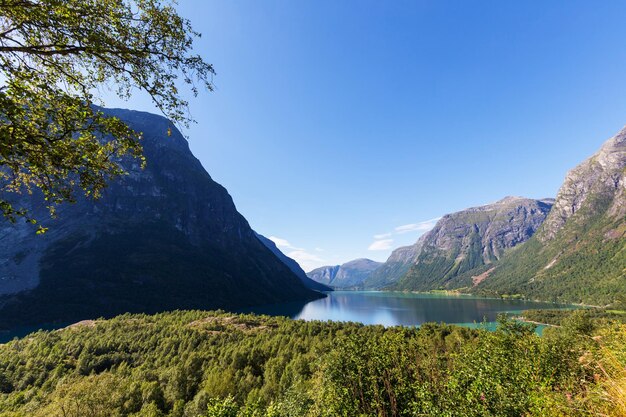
0 310 623 416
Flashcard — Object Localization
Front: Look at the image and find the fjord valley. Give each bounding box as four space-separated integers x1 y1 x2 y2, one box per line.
336 126 626 306
2 1 626 416
2 118 623 417
9 114 626 416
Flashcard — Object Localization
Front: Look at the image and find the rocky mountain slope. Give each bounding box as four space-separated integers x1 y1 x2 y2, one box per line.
0 108 320 329
307 258 382 288
475 126 626 304
255 233 331 292
381 197 554 291
360 244 420 289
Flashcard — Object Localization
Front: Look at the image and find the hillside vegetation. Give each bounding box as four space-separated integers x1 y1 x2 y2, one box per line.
474 129 626 305
0 311 624 417
476 196 626 305
382 197 553 293
379 127 626 306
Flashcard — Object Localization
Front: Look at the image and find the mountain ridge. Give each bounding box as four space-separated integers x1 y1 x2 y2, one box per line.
0 107 321 329
474 125 626 304
307 258 382 288
362 197 554 291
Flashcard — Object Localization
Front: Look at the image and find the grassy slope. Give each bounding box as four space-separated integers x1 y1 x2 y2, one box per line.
476 196 626 305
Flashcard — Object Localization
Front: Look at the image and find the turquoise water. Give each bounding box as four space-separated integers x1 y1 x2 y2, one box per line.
242 291 567 332
0 292 566 343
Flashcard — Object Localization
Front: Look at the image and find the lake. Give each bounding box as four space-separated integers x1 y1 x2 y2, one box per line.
241 291 570 330
0 291 569 343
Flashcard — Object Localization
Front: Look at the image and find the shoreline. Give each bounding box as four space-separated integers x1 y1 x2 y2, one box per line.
342 288 601 308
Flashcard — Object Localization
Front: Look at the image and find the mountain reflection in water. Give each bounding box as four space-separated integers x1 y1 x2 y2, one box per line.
241 291 569 327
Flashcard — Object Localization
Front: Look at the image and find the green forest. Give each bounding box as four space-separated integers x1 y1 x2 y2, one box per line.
0 310 624 417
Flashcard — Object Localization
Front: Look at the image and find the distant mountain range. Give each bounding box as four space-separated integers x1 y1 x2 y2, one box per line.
362 126 626 305
307 259 382 288
0 108 322 329
1 107 623 327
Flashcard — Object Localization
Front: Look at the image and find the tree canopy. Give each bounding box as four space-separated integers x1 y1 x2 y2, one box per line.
1 310 625 416
0 0 213 230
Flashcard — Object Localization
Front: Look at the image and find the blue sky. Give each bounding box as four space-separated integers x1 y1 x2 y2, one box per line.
105 0 626 271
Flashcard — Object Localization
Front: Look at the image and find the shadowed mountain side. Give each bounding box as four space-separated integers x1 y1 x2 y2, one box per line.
0 108 321 329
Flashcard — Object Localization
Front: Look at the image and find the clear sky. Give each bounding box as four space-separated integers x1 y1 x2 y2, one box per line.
104 0 626 271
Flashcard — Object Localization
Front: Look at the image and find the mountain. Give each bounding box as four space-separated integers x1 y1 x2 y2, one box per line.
379 197 554 291
475 126 626 304
0 108 321 329
307 258 382 288
255 233 332 292
360 244 419 289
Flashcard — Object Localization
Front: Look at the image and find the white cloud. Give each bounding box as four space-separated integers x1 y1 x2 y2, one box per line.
394 217 441 234
267 236 326 270
366 216 441 253
287 250 326 272
373 232 392 239
368 239 394 251
268 236 303 251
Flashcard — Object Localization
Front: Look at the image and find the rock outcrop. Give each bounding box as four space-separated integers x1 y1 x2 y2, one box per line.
540 127 626 241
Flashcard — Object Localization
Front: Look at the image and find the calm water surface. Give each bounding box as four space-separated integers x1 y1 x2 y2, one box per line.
242 291 571 329
1 292 570 343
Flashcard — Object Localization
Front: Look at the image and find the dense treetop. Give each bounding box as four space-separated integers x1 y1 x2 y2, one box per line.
0 310 624 416
0 0 213 229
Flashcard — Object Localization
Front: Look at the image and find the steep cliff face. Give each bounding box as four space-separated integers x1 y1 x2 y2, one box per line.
476 127 626 304
390 197 554 291
0 108 319 329
540 128 626 240
307 258 382 288
255 233 331 292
